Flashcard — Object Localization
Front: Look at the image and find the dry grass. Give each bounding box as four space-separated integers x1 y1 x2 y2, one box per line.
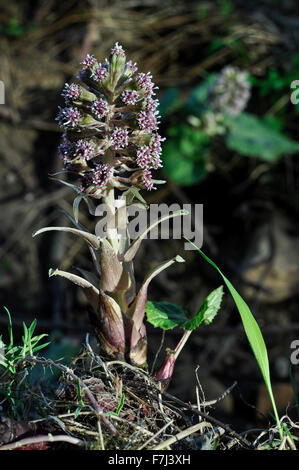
1 336 298 450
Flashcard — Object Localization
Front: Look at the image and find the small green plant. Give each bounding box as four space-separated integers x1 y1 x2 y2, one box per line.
0 306 50 375
145 286 223 388
106 393 125 417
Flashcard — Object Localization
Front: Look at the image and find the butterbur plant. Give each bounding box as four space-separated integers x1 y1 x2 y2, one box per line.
30 44 286 445
33 43 196 382
209 65 251 118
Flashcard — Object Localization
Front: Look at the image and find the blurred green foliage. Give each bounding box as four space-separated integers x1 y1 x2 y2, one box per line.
160 64 299 186
0 18 36 37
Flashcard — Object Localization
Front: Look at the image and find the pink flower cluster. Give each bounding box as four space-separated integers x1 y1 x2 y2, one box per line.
56 43 165 197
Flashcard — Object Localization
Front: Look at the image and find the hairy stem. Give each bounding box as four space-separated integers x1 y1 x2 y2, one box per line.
103 184 119 253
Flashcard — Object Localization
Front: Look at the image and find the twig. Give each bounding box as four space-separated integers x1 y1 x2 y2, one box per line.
150 421 211 450
286 435 297 451
0 434 84 450
138 419 174 450
161 389 253 448
133 381 254 449
278 435 287 450
201 381 237 407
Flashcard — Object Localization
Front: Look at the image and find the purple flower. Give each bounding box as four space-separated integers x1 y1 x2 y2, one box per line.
151 153 162 170
111 127 129 150
121 90 139 105
58 141 73 163
92 165 111 187
136 146 152 169
138 110 158 132
210 66 251 117
62 83 81 103
136 145 162 170
56 44 166 196
91 65 108 82
145 98 159 113
56 106 82 128
142 169 154 190
111 42 125 57
74 140 96 160
91 99 109 119
79 172 94 192
136 73 155 96
150 133 164 156
125 60 138 75
81 54 97 70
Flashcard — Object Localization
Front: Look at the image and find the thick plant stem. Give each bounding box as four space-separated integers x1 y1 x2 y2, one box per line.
172 330 192 361
155 330 192 390
103 184 119 253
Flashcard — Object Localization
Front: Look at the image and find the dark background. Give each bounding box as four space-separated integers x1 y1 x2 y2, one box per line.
1 0 299 431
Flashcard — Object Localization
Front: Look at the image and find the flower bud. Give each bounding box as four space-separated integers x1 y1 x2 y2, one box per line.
109 42 127 89
155 351 176 391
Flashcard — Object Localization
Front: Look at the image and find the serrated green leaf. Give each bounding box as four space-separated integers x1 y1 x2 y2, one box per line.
145 301 188 330
146 286 224 332
225 112 299 161
183 285 224 330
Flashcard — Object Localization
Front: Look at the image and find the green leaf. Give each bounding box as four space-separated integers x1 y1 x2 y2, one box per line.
146 301 189 330
225 112 299 161
183 285 224 330
3 307 13 348
74 405 83 420
28 319 37 339
31 342 50 354
146 286 223 331
115 392 125 416
186 238 283 439
77 379 84 407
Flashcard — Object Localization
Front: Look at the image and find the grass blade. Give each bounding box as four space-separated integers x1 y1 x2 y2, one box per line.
3 307 13 348
185 239 283 439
